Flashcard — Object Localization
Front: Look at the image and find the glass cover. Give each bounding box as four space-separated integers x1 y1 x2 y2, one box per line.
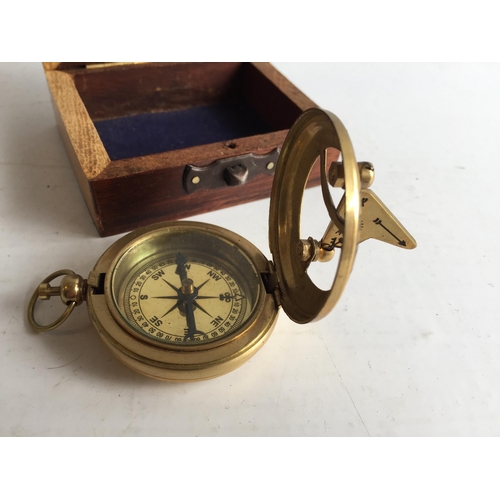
110 227 261 346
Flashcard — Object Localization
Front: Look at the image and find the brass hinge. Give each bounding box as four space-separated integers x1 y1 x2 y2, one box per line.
87 271 106 294
261 261 281 308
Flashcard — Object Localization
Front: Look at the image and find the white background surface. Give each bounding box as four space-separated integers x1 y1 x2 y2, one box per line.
1 62 499 437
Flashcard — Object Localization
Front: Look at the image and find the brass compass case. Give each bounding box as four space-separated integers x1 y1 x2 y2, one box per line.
28 108 416 382
87 223 278 381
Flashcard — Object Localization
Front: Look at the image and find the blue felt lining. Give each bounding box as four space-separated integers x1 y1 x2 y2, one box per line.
94 100 272 161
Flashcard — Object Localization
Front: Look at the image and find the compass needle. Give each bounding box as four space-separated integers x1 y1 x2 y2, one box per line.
175 252 188 281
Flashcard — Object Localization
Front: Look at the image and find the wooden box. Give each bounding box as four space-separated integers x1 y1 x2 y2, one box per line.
43 62 329 236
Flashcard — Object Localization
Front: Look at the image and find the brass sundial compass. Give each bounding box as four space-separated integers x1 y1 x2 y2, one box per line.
28 109 416 381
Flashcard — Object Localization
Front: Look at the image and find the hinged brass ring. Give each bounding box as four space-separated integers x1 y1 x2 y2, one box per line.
269 108 361 324
28 269 79 332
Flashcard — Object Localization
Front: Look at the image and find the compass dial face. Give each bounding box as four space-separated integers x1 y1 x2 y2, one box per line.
109 230 262 346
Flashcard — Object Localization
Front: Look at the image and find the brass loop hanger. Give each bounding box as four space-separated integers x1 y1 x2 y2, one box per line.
28 269 86 332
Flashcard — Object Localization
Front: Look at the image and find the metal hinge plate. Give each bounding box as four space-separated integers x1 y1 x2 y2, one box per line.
183 149 279 194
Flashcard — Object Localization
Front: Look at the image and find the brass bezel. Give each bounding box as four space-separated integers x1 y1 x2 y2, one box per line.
106 224 262 351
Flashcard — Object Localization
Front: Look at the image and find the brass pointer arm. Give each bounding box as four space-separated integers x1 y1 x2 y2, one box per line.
321 189 416 250
320 162 416 250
